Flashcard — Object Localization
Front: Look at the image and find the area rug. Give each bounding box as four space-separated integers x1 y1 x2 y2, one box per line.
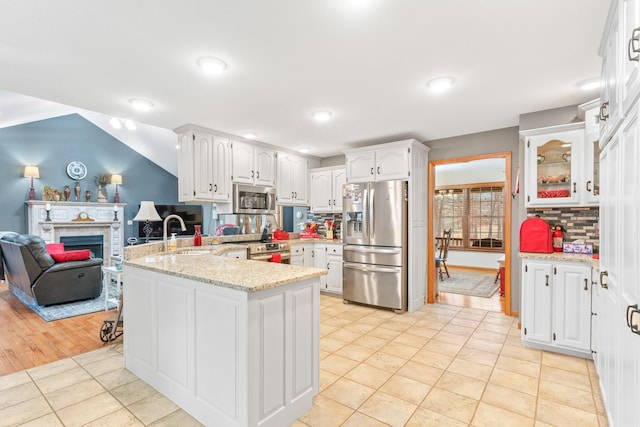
10 281 118 322
437 270 499 298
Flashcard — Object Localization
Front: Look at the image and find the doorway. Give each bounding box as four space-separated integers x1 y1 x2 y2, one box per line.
427 152 512 316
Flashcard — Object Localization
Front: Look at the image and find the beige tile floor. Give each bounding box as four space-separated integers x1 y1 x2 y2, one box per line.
0 295 608 426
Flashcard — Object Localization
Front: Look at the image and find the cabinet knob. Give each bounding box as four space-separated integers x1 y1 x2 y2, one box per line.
629 28 640 62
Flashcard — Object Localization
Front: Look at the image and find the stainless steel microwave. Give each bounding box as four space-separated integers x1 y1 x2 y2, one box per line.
233 184 276 214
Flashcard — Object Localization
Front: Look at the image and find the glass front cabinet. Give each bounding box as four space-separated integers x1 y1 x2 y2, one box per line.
522 122 598 207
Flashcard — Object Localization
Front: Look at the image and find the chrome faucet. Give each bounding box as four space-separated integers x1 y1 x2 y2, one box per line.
163 214 186 252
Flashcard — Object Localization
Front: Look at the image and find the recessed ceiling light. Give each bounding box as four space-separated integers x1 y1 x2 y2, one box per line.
312 111 333 122
427 77 455 93
109 117 122 129
128 98 154 111
578 77 600 91
299 147 310 154
243 132 257 140
198 57 227 75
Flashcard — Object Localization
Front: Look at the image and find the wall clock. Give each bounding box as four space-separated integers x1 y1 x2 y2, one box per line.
66 161 87 180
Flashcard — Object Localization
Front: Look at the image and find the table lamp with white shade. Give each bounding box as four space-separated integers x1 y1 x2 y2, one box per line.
133 201 161 243
24 165 40 200
111 174 122 203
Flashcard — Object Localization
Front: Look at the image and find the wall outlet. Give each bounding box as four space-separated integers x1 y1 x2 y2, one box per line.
127 220 133 226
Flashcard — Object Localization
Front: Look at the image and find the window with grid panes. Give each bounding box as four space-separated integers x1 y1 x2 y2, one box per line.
434 183 504 251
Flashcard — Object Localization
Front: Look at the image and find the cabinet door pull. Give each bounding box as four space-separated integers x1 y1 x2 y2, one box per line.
584 278 588 291
600 270 609 289
256 171 260 179
209 183 212 191
370 167 374 175
586 180 592 192
573 182 577 193
214 184 217 192
294 192 297 198
377 166 380 174
545 274 549 286
602 101 610 120
629 28 640 61
626 304 637 328
251 170 254 178
327 263 330 269
329 199 332 206
333 199 336 206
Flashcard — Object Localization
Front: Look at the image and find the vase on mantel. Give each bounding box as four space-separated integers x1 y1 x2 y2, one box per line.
97 185 107 203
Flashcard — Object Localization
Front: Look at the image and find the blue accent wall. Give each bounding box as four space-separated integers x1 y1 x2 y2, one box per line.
0 114 180 238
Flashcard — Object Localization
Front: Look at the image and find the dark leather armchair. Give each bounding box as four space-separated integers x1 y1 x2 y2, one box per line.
0 233 103 306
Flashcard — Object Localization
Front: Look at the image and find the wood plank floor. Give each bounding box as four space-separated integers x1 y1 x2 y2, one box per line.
0 280 119 377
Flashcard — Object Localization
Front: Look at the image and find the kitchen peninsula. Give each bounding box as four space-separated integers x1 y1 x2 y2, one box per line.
123 241 326 427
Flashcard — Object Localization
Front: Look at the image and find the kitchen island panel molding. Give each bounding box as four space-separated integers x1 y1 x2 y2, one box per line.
124 264 319 427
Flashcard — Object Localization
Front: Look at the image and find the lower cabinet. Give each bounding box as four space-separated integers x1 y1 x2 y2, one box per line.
313 243 343 295
521 259 592 358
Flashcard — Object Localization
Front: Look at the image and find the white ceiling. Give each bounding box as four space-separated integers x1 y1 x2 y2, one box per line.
0 0 609 163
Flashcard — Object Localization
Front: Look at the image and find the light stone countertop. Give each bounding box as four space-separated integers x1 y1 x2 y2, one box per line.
125 246 327 293
518 252 599 269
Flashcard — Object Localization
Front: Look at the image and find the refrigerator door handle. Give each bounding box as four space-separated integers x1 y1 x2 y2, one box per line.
344 245 401 255
369 186 375 238
343 262 400 274
363 185 370 241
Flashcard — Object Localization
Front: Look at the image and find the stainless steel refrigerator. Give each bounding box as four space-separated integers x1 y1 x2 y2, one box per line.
342 180 408 312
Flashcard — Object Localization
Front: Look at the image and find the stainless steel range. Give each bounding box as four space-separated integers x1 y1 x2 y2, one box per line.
247 241 291 264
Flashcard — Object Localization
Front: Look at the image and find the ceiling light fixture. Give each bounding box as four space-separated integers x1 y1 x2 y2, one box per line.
110 118 137 131
128 98 154 111
578 77 600 91
243 132 257 140
312 111 333 122
427 77 455 93
198 57 227 75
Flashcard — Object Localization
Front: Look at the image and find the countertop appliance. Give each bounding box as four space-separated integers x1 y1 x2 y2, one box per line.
233 184 276 215
343 180 408 312
247 241 291 264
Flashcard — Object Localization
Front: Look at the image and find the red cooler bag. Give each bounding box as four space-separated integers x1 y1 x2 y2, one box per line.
519 217 553 253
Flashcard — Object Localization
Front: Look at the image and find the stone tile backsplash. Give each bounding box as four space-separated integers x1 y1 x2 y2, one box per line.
307 211 342 239
527 206 599 252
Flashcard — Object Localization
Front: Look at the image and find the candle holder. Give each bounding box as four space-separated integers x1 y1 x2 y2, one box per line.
113 206 119 221
45 208 51 222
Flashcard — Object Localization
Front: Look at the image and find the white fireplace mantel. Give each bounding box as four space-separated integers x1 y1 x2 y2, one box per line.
26 201 126 266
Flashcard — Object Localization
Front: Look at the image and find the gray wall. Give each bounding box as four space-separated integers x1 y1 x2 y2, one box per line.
519 104 580 131
0 114 181 239
424 126 521 310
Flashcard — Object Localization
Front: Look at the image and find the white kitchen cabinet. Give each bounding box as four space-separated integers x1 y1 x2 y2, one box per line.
303 243 314 267
291 244 304 266
325 244 343 295
276 152 308 205
314 244 327 289
313 243 343 295
521 259 592 358
521 123 601 207
231 140 276 186
622 0 640 114
175 126 231 203
276 152 308 206
600 1 622 146
580 100 602 205
345 140 411 183
309 167 346 213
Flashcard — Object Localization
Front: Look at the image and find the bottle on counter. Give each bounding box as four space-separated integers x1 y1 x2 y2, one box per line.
169 233 178 250
194 225 202 246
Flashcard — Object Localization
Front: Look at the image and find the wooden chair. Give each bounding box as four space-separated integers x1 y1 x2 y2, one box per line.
435 228 452 280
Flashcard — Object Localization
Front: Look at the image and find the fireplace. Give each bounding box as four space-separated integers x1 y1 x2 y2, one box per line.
60 235 104 260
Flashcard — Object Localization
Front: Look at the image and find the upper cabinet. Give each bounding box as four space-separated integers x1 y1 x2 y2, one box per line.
599 0 640 145
276 152 308 206
522 122 599 207
345 140 411 183
231 140 276 186
309 167 346 213
175 126 231 203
